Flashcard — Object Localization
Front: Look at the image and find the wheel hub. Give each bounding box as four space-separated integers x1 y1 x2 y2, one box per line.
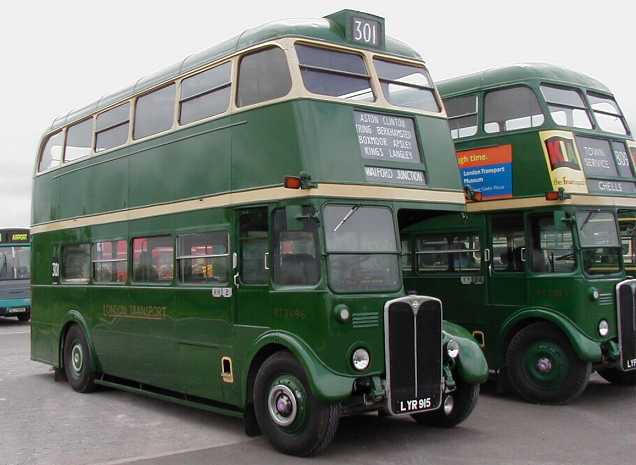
71 344 84 374
268 384 298 427
536 357 553 373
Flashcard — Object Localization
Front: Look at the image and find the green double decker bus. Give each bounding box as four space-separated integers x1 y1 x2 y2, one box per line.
0 228 31 321
30 10 487 455
402 63 636 404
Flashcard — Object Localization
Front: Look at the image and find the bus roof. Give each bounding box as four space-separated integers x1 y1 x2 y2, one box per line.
48 10 421 132
437 63 611 98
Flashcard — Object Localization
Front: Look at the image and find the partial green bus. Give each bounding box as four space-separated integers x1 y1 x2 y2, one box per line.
402 63 636 404
0 228 31 321
30 10 487 455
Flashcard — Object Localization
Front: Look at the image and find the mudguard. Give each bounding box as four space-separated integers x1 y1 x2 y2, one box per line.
444 321 489 384
250 331 354 402
58 310 102 372
499 308 602 365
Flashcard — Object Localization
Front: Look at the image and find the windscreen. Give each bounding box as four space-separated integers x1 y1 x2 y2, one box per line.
323 205 400 292
577 211 621 275
0 247 31 280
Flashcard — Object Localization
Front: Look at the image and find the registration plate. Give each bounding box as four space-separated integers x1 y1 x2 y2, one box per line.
7 307 26 314
395 397 433 414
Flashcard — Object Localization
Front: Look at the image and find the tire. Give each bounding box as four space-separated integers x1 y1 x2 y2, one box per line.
63 325 97 393
506 322 591 404
597 367 636 386
253 351 340 456
17 313 30 322
411 381 480 428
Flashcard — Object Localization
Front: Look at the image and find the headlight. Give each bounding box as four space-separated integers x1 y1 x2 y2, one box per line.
446 339 460 359
598 320 609 337
352 348 370 371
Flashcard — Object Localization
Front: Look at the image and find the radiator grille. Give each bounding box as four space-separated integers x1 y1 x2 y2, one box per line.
384 296 442 415
616 280 636 372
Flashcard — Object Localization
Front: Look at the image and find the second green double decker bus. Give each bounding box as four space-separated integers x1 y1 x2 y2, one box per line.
402 63 636 404
30 10 487 456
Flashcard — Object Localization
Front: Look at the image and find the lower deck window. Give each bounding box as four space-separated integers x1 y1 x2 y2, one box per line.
132 236 174 283
92 240 128 283
416 234 481 272
176 232 229 285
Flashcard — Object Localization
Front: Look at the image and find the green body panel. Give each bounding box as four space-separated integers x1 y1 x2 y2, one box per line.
399 64 635 373
34 100 461 225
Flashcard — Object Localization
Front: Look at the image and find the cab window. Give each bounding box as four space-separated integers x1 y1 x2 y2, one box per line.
529 215 575 273
484 86 544 133
271 208 320 286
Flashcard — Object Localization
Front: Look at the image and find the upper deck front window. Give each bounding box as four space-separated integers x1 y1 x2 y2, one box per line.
484 86 544 133
587 93 629 135
540 85 592 129
296 44 374 102
373 58 439 112
444 95 478 139
237 47 292 107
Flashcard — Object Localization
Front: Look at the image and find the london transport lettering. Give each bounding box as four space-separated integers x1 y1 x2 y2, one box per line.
456 145 513 199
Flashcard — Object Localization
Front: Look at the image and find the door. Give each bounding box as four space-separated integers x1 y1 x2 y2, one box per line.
234 207 271 327
486 213 527 307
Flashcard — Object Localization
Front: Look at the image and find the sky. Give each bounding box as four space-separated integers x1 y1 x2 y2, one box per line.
1 0 634 226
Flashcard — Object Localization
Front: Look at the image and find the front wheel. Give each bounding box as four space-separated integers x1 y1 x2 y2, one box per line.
63 325 98 393
411 381 479 427
506 322 591 404
253 351 340 456
597 367 636 386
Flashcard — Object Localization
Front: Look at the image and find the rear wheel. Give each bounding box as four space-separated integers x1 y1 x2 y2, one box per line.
63 325 97 393
411 381 479 427
17 313 30 322
253 351 340 456
506 322 591 404
597 367 636 386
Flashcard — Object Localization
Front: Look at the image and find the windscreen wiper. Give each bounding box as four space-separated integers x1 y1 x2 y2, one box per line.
333 205 360 232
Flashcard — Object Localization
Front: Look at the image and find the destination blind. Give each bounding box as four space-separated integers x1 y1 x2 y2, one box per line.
576 136 636 194
354 111 421 163
0 230 30 243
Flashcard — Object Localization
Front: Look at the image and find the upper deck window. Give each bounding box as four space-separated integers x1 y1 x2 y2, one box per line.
179 62 231 125
587 93 628 135
484 86 544 133
540 85 592 129
95 103 130 152
64 119 93 162
237 47 292 107
38 131 64 172
374 59 439 112
134 84 176 139
295 44 374 102
444 95 478 139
